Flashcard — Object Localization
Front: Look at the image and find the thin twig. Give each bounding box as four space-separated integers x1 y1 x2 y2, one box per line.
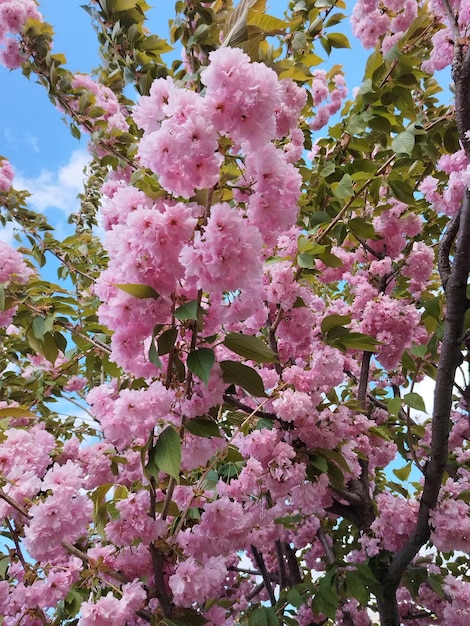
317 527 335 566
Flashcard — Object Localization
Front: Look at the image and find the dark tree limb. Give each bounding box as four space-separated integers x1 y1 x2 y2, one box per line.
327 352 375 530
379 193 470 622
149 544 174 618
371 4 470 621
438 211 460 288
275 540 287 590
223 394 278 420
317 527 335 566
251 545 276 606
283 542 302 586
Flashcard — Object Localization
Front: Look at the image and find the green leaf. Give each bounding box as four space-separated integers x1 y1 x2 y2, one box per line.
115 0 140 10
297 253 316 268
309 453 328 473
410 344 427 358
157 328 178 355
114 283 159 299
338 332 378 352
387 396 402 417
318 251 343 268
174 300 198 321
0 407 37 419
0 285 4 311
320 448 351 474
391 131 415 155
321 161 335 177
223 333 277 363
348 217 376 239
393 462 412 482
154 499 180 517
345 570 369 606
327 32 350 48
313 575 338 619
249 607 279 626
457 490 470 502
334 173 353 199
0 554 9 580
148 327 163 370
403 392 427 413
246 8 287 33
221 361 266 397
326 459 345 490
369 425 394 441
185 417 222 438
53 331 67 354
298 236 325 255
389 179 415 204
42 332 59 365
102 354 122 377
70 123 81 140
321 314 351 334
286 588 303 608
422 297 441 320
32 316 45 340
187 348 215 385
150 426 181 481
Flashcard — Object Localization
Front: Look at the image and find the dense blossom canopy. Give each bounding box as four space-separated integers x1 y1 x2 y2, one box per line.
1 0 470 625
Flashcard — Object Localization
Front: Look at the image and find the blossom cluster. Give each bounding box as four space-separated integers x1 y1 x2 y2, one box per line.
351 0 417 52
423 0 470 73
0 0 42 69
69 73 130 134
94 46 306 377
0 157 14 192
419 149 470 216
310 70 348 131
0 239 34 327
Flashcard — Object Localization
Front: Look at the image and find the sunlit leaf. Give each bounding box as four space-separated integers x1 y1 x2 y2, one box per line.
114 283 160 299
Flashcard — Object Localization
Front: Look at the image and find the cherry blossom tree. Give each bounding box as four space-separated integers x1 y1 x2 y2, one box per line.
0 0 470 624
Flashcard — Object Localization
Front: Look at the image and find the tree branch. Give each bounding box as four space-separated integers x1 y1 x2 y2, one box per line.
438 211 460 289
384 188 470 601
251 545 276 606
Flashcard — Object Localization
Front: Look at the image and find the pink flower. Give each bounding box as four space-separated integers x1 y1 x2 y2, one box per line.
70 74 128 133
0 241 33 285
42 460 84 495
137 103 222 198
24 492 92 562
105 491 164 546
360 294 426 369
202 47 282 147
0 158 14 191
351 6 390 49
402 241 435 296
169 555 227 607
180 202 263 293
244 143 302 239
368 493 419 552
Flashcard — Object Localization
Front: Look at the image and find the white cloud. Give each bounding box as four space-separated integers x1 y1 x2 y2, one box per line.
3 128 40 154
15 149 90 215
412 365 467 422
411 376 435 422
